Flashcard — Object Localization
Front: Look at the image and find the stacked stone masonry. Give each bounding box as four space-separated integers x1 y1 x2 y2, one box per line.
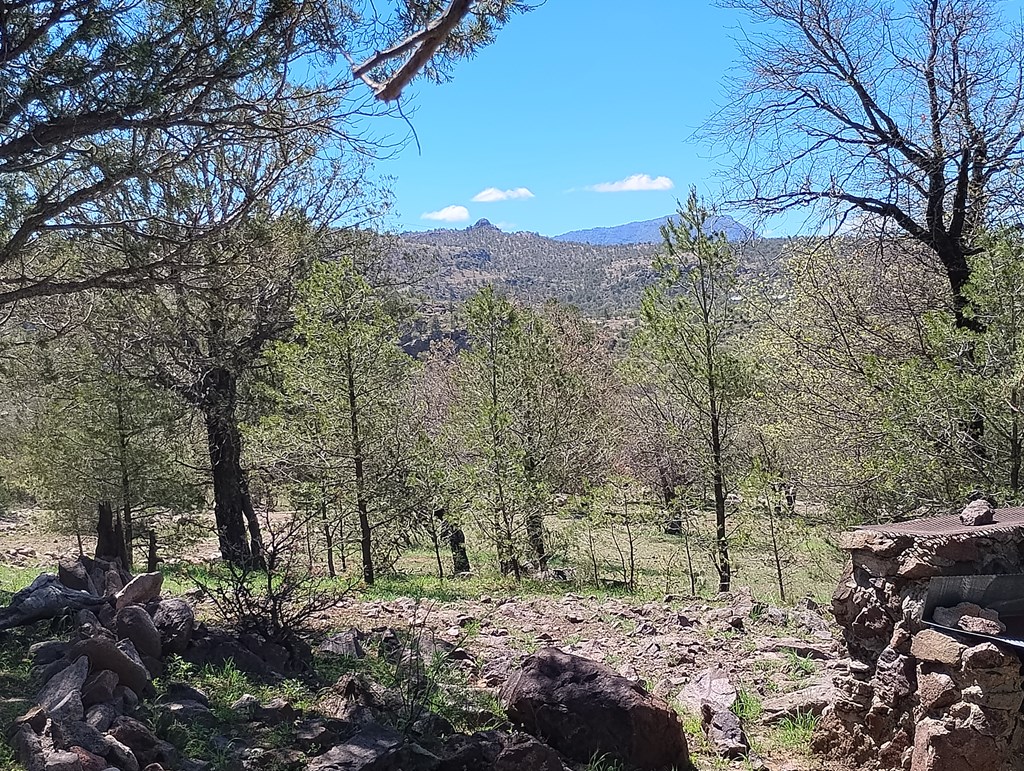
814 525 1024 771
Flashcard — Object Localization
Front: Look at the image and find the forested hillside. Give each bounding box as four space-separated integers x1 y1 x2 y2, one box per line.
399 218 785 315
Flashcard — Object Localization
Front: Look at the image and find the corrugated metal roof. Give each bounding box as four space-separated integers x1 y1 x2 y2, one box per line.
858 507 1024 538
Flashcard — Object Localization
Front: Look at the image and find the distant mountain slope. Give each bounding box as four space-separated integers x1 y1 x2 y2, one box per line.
554 214 756 245
399 219 658 315
398 219 781 316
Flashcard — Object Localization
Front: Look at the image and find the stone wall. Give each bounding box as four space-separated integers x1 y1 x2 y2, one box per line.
813 527 1024 771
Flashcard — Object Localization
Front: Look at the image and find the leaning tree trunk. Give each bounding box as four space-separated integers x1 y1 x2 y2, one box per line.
201 367 264 568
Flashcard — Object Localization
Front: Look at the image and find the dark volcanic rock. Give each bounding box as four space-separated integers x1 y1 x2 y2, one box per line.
116 606 162 660
150 599 195 656
500 647 692 771
37 656 89 712
307 722 439 771
701 704 749 759
68 637 150 695
317 629 365 659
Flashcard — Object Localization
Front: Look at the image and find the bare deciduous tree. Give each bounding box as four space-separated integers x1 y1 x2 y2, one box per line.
716 0 1024 329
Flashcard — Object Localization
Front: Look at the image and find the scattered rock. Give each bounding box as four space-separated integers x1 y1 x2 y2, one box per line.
910 629 966 666
960 499 995 526
57 559 97 595
701 704 749 759
317 629 364 659
159 699 217 728
678 667 737 714
12 705 49 735
492 733 563 771
81 670 119 709
85 703 119 733
49 689 85 724
68 637 150 696
307 722 438 771
30 641 70 667
43 750 83 771
37 657 89 713
10 724 46 771
501 647 691 771
761 682 835 723
158 683 209 707
255 697 299 726
932 602 1006 636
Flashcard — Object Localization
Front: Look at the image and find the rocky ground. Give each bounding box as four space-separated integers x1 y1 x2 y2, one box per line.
0 509 857 771
323 589 852 770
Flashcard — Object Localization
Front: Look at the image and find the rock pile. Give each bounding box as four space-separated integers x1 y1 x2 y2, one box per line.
5 556 199 771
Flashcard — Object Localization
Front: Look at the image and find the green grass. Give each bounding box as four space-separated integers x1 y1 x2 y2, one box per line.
773 711 819 750
731 690 763 723
0 565 40 595
0 624 54 771
585 753 626 771
153 657 322 770
785 650 817 678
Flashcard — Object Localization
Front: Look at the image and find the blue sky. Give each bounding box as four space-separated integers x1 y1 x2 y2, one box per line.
378 1 742 237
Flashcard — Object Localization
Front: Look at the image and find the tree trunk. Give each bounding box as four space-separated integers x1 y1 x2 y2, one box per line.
710 412 731 593
522 452 547 570
1012 386 1021 494
114 392 134 570
201 367 263 568
943 247 988 461
322 497 336 578
343 341 373 585
95 500 118 561
448 525 470 574
147 531 159 573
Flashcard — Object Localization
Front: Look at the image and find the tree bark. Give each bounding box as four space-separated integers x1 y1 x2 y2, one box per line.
343 341 373 585
95 500 128 567
201 367 263 567
147 531 159 572
709 406 730 593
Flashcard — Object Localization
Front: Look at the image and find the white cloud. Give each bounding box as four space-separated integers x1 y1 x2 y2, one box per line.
587 174 675 193
471 186 535 203
421 205 470 222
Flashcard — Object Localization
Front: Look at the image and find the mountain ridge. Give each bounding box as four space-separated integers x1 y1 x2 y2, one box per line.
553 214 755 245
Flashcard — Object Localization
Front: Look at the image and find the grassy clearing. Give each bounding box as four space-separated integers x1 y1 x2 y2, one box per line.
385 513 844 607
0 565 41 595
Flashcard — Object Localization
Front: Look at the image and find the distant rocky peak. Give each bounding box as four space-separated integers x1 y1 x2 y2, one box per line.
469 218 500 231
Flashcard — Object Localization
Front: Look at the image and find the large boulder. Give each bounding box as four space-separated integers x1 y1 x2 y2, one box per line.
500 647 692 771
150 599 194 655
